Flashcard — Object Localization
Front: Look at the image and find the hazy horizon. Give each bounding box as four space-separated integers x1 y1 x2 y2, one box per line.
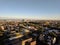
0 0 60 20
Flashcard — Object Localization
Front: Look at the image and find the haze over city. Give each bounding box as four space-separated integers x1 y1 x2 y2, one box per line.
0 0 60 20
0 0 60 45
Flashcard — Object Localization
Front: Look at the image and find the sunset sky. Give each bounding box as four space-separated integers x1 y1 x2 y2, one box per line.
0 0 60 20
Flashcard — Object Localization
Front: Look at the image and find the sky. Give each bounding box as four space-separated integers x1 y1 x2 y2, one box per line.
0 0 60 20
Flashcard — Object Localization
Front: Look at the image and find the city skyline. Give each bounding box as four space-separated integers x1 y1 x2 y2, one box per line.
0 0 60 20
